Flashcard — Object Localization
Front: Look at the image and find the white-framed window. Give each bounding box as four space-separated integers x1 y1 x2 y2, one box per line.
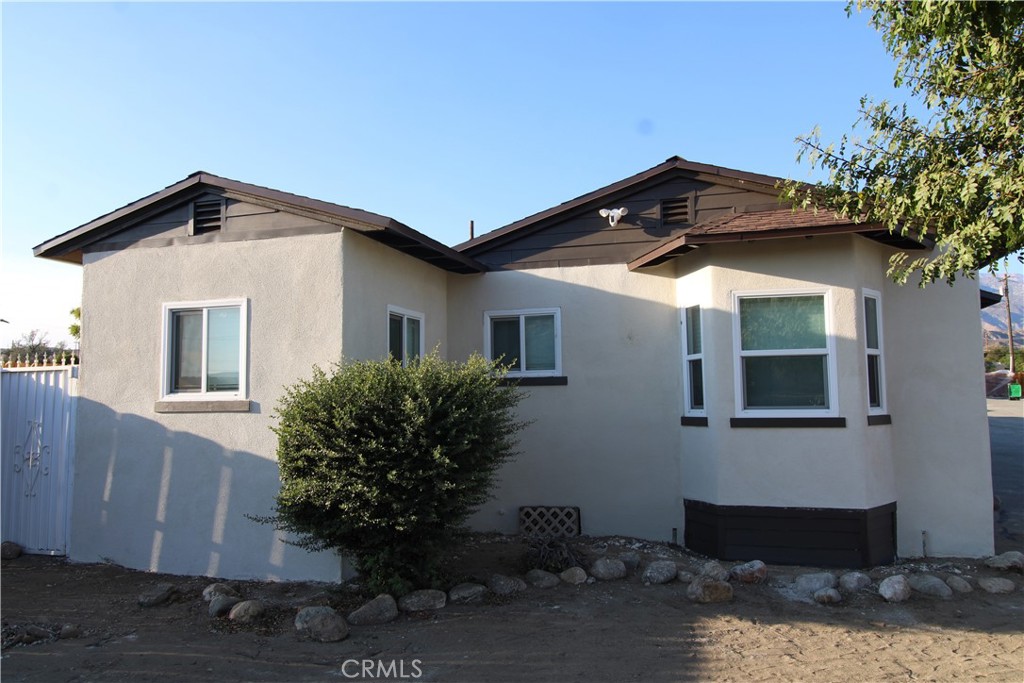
863 289 886 413
484 308 561 377
161 299 248 400
682 304 705 416
388 305 423 367
733 289 838 417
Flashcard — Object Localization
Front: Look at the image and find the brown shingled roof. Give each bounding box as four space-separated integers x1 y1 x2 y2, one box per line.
628 207 931 270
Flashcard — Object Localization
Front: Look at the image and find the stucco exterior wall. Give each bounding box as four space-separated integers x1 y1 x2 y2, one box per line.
879 257 993 558
341 231 449 362
447 264 686 542
73 232 345 581
672 235 991 557
673 235 898 510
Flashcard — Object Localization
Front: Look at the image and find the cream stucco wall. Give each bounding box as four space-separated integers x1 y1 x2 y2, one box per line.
447 264 686 542
74 232 346 581
341 232 448 362
673 235 992 557
72 224 992 580
877 255 994 558
675 236 899 510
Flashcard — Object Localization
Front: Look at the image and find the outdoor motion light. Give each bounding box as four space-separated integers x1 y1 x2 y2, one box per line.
599 207 629 227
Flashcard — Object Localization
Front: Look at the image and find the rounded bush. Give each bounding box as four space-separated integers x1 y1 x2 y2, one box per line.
269 353 525 594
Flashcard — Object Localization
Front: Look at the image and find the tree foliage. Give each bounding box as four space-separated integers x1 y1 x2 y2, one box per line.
783 0 1024 285
69 307 81 342
2 330 66 360
267 353 526 595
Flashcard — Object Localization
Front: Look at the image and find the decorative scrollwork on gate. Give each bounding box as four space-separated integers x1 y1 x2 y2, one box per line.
13 420 50 497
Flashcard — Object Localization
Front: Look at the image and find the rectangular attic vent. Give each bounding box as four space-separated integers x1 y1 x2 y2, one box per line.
191 199 224 235
661 197 691 225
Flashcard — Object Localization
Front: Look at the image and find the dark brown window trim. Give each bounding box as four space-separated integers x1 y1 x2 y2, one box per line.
499 376 568 387
730 417 847 428
867 414 893 426
155 400 251 414
681 416 709 427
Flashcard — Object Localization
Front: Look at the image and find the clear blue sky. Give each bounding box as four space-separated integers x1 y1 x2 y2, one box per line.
2 1 1019 348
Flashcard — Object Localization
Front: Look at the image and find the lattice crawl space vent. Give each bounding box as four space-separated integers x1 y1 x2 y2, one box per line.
519 506 581 538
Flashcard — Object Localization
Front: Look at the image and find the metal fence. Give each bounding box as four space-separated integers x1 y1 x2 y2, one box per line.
1 356 79 555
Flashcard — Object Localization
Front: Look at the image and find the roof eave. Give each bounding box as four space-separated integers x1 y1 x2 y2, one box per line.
628 223 931 271
32 172 487 273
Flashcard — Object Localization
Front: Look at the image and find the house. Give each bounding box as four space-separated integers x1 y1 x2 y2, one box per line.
33 157 994 581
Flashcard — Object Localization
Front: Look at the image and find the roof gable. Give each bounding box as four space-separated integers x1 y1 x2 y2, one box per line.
457 156 931 271
455 157 785 270
33 172 485 274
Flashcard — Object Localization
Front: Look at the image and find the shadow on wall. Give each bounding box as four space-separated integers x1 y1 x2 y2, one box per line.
71 398 340 582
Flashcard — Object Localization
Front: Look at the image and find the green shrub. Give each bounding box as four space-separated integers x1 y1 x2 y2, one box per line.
268 353 526 595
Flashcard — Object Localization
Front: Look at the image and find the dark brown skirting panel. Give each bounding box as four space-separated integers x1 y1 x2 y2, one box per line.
680 416 709 427
684 499 897 568
867 414 893 426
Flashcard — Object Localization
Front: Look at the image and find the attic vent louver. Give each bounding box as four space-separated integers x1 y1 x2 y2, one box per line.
192 199 224 235
661 197 691 225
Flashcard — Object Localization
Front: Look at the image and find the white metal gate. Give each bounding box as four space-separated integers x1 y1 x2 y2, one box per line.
1 362 78 555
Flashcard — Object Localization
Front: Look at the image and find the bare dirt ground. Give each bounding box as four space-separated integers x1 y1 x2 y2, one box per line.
2 535 1022 683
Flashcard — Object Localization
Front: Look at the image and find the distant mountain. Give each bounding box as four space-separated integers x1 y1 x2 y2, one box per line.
980 273 1024 347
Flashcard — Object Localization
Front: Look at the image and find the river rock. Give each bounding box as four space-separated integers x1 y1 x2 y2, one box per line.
686 577 733 603
984 551 1024 572
814 588 842 604
839 572 872 593
347 594 398 625
525 569 560 588
448 583 488 603
487 574 527 596
795 572 837 595
59 624 82 639
878 574 911 602
1 541 23 560
228 600 266 624
676 570 695 584
945 576 973 593
398 589 446 612
699 560 730 582
590 558 628 581
978 577 1016 594
559 567 588 585
139 583 178 608
209 593 242 617
202 582 240 602
730 560 767 584
907 574 953 599
295 606 348 642
642 560 679 585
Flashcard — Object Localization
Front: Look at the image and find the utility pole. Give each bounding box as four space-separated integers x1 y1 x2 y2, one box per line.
1004 265 1016 375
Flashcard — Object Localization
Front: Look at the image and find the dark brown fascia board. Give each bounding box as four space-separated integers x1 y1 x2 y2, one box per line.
627 222 929 271
33 174 208 260
455 156 784 254
980 288 1002 309
627 234 696 270
33 171 486 273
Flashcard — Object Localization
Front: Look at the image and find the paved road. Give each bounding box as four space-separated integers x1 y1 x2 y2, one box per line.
989 397 1024 553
